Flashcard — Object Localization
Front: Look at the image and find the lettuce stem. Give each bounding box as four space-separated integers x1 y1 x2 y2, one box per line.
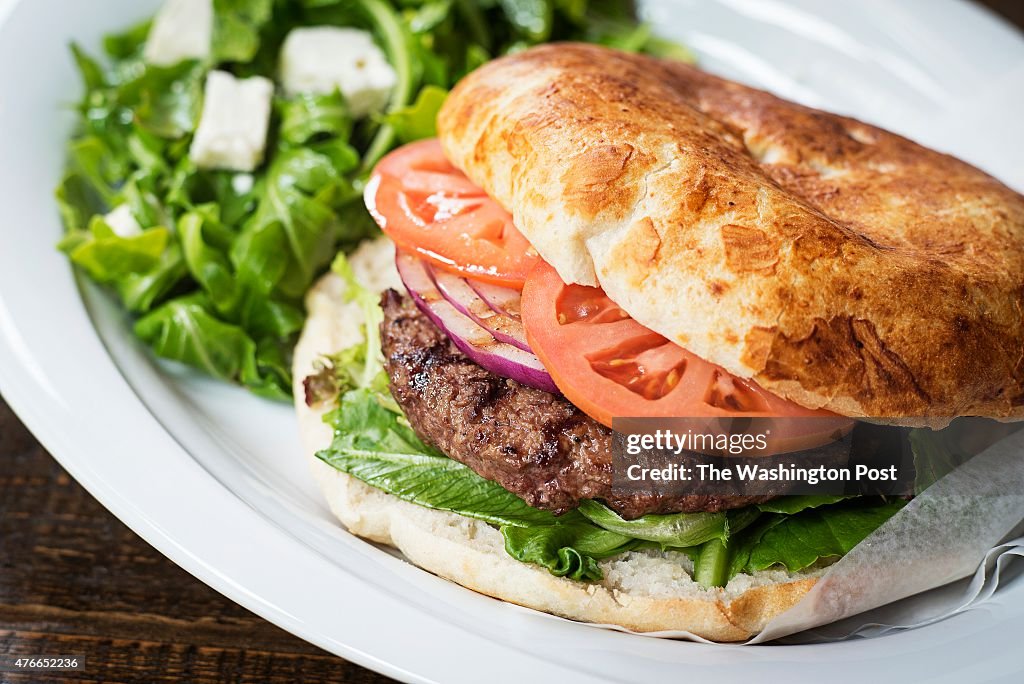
694 539 731 588
358 0 417 173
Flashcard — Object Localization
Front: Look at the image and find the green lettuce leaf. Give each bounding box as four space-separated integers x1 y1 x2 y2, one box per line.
502 522 637 581
318 388 559 527
577 499 728 547
302 252 389 406
736 499 907 576
334 252 386 387
317 372 906 585
380 85 448 143
756 495 851 515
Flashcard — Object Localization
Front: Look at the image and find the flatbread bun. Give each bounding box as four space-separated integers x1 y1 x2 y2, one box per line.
293 237 822 642
438 44 1024 423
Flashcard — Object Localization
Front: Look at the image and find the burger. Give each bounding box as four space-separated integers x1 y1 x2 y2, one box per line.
293 44 1024 641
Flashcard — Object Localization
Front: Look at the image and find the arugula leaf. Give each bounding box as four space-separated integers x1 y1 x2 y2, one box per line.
280 91 353 147
60 216 169 283
212 0 275 63
237 291 306 340
451 0 489 49
102 20 151 61
410 0 456 36
639 34 697 62
56 172 106 233
231 148 351 299
120 60 206 139
134 293 289 398
380 85 448 143
116 243 189 313
180 210 236 307
577 499 728 547
134 294 253 377
181 206 306 339
67 136 124 206
245 336 293 399
71 43 107 91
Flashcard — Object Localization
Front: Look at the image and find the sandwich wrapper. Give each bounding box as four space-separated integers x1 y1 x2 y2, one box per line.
530 425 1024 643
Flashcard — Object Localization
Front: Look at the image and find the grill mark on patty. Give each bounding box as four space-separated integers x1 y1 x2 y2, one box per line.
380 289 770 518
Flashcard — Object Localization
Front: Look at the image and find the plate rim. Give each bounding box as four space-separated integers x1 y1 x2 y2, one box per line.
1 0 1023 682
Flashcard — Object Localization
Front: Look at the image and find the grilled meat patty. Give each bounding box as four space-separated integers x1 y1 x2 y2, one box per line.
380 289 770 518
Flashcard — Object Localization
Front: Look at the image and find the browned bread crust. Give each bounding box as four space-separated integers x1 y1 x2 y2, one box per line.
437 43 1024 422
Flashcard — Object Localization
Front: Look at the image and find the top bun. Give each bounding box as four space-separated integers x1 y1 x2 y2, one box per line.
437 43 1024 422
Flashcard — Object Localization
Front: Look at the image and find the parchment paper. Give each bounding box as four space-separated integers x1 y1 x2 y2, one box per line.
745 425 1024 643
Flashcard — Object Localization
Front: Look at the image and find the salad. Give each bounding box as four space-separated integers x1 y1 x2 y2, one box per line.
55 0 691 399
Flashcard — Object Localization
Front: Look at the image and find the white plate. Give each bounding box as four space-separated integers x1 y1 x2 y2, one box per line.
1 1 1023 682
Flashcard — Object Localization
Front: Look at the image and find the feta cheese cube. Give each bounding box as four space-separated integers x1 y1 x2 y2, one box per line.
103 205 143 238
143 0 214 67
279 27 397 118
189 71 274 172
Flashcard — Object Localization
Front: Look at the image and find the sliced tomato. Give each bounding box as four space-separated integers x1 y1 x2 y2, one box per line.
365 139 539 288
522 261 851 451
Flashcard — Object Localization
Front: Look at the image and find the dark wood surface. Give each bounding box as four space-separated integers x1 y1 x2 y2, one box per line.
1 3 1021 683
980 0 1024 27
0 398 392 684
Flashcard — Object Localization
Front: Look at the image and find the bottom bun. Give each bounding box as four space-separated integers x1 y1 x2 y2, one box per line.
292 237 821 641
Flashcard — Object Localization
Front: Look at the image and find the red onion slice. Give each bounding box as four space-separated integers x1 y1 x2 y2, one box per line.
427 264 531 351
396 252 559 394
466 279 524 320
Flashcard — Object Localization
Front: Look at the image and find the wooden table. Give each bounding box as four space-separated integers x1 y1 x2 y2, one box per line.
1 3 1020 682
0 398 391 684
